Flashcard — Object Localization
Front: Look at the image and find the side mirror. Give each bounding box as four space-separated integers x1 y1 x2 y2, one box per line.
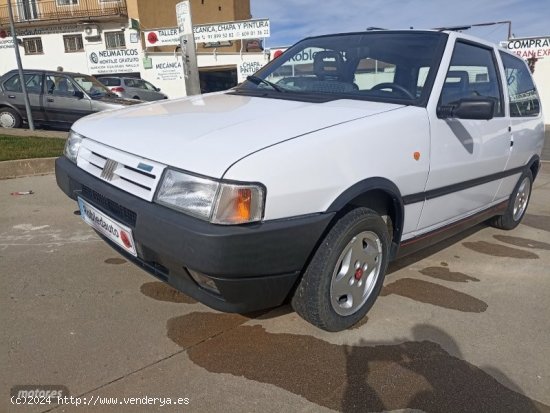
73 90 85 99
155 87 161 92
437 98 495 120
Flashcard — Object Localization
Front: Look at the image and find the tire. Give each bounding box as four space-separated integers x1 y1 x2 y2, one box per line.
291 207 390 331
133 96 140 100
0 107 22 129
490 170 533 230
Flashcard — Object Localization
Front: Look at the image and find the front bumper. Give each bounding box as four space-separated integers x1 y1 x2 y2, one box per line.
56 157 334 312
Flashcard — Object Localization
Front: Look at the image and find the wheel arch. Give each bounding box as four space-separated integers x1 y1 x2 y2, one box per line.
326 177 405 259
0 103 23 118
527 154 540 181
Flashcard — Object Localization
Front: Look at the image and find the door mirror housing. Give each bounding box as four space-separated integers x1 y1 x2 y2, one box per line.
73 90 85 100
437 98 495 120
155 87 161 92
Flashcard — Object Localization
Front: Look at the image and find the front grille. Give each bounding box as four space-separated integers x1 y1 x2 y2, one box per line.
77 140 165 202
82 185 137 227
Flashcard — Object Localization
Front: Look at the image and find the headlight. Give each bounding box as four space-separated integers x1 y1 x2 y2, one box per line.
155 168 265 225
64 131 84 163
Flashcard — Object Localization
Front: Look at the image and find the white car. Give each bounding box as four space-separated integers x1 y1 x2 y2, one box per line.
56 30 544 331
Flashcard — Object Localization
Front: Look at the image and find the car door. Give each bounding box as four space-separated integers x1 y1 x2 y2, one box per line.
417 39 511 231
44 74 92 126
492 51 544 201
142 80 165 100
1 72 46 123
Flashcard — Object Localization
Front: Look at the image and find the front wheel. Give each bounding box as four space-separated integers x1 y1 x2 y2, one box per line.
490 170 533 230
0 107 22 128
291 208 390 331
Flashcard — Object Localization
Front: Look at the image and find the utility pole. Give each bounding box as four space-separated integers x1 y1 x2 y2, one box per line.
7 0 34 130
176 1 201 96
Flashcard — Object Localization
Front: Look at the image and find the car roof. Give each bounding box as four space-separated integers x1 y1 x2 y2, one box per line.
2 69 88 77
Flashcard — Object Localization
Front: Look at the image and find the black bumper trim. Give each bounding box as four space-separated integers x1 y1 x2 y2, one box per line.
56 157 334 312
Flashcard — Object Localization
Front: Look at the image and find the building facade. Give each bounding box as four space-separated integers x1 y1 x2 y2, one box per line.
0 0 268 98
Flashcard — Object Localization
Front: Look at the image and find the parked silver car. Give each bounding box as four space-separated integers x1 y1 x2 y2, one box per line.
98 77 168 101
0 70 141 129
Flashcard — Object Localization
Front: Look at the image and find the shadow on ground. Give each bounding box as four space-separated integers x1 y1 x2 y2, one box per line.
166 312 550 413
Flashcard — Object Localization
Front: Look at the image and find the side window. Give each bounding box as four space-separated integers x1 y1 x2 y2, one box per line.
132 80 148 90
439 42 503 116
3 74 42 94
46 75 77 97
102 78 121 87
499 52 540 117
143 81 157 91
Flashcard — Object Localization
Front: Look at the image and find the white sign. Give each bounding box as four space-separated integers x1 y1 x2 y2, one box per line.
176 1 193 36
193 19 270 43
155 59 184 81
238 60 264 79
505 37 550 59
144 29 180 47
87 48 141 75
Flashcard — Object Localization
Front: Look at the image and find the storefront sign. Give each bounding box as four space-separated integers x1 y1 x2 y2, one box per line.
238 60 264 79
505 37 550 59
155 59 184 81
193 19 270 43
16 24 79 36
0 38 14 49
144 29 180 47
87 48 141 75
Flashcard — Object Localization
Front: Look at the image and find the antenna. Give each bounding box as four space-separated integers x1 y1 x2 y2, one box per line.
434 20 512 40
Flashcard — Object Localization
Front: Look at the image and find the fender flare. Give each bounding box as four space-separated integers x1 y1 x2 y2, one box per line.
326 177 405 258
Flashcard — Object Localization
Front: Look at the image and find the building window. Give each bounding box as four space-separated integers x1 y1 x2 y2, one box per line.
105 31 126 49
57 0 79 5
63 34 84 53
23 37 43 55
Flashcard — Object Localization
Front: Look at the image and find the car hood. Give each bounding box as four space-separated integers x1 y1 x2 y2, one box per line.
73 92 403 178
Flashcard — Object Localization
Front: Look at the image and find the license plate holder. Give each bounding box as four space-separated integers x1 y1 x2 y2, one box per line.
77 197 137 256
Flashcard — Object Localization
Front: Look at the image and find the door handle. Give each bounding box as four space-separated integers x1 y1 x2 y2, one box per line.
8 95 15 99
47 98 54 102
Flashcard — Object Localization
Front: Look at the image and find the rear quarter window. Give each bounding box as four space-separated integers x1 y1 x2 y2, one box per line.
99 78 121 87
499 51 540 117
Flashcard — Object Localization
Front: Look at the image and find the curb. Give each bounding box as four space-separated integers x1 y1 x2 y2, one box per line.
0 157 57 180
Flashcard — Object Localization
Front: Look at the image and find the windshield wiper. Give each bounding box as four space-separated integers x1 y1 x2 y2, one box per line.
246 75 285 92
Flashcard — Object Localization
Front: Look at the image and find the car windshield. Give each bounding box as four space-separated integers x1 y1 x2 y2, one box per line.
236 32 447 105
72 75 113 97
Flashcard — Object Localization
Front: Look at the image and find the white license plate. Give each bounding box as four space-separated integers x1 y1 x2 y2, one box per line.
78 197 137 256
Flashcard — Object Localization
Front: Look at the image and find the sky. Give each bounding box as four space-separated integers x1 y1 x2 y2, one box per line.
251 0 550 47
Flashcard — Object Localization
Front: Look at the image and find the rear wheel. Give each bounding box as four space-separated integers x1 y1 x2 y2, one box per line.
490 170 533 230
291 207 390 331
133 96 140 100
0 107 21 128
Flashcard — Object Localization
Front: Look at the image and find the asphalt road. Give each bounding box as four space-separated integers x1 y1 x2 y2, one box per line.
1 170 550 413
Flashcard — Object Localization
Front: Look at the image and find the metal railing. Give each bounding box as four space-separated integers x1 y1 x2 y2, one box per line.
0 0 127 25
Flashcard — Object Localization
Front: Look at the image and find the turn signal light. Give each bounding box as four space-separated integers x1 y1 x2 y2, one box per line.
236 188 252 221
